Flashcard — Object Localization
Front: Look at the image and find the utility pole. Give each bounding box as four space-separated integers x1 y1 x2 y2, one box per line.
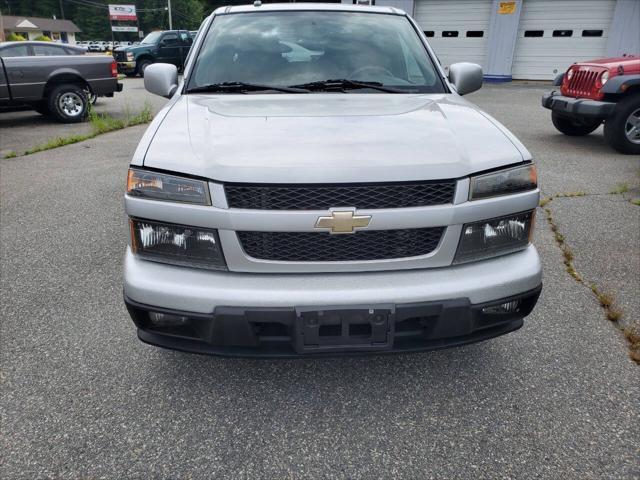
168 0 173 30
59 0 65 19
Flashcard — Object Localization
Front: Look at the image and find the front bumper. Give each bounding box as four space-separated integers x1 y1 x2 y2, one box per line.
117 61 136 73
542 91 615 118
124 245 542 356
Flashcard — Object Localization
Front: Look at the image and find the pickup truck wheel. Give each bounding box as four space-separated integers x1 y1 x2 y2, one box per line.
137 60 152 77
551 112 601 136
47 84 88 123
604 94 640 155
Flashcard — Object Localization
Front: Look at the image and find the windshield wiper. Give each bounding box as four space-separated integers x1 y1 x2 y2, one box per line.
187 82 308 94
289 79 410 93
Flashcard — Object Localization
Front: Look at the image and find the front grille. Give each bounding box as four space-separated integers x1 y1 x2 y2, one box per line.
224 181 456 210
565 69 600 97
237 228 445 262
113 51 127 62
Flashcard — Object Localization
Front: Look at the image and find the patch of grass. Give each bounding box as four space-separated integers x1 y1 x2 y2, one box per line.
631 199 640 206
3 151 17 159
625 328 640 347
539 197 552 208
24 133 92 155
88 103 152 135
17 103 153 157
556 191 586 198
606 309 623 322
610 183 629 194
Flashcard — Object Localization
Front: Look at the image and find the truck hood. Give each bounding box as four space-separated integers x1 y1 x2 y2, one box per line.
577 55 639 71
116 45 152 54
143 94 529 183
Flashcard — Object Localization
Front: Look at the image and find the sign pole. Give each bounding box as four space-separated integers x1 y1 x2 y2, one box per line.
168 0 173 30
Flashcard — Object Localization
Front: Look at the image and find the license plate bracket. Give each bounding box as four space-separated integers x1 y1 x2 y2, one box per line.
294 305 395 353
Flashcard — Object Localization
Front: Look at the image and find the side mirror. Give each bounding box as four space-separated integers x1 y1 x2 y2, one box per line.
144 63 178 98
448 62 483 96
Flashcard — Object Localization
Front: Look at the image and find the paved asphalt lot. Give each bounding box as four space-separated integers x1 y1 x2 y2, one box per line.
1 81 639 479
0 78 168 157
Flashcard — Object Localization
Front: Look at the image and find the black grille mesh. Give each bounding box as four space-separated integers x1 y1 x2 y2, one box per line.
237 228 445 262
113 51 127 62
225 181 456 210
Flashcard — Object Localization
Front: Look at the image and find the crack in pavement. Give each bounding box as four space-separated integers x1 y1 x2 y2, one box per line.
539 192 640 364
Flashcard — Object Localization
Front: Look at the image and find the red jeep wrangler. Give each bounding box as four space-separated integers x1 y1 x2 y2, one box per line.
542 55 640 154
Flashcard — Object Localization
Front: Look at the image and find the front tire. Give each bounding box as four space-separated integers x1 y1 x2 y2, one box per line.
137 59 152 77
47 84 88 123
604 93 640 155
551 112 601 136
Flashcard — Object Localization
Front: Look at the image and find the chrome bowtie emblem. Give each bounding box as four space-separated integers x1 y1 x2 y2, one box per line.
315 210 372 234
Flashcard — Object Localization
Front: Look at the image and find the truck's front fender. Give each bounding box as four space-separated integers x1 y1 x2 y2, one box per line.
600 74 640 94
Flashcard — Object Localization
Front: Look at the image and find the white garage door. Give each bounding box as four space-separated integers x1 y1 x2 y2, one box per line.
512 0 616 80
413 0 493 69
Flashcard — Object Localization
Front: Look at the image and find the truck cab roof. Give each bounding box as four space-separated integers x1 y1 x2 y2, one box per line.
214 3 406 16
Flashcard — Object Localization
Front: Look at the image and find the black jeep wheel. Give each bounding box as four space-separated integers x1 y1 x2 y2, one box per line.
551 112 601 136
604 93 640 155
47 83 88 123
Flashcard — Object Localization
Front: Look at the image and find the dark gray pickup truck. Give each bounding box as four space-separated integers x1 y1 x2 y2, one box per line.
0 42 122 123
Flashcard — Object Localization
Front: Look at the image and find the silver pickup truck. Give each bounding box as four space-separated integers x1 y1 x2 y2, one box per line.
0 41 122 122
124 3 541 357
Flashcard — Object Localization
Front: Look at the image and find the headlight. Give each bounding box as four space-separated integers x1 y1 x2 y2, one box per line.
130 219 227 270
127 168 210 205
600 70 609 85
469 164 537 201
454 211 534 264
127 52 134 61
567 68 574 80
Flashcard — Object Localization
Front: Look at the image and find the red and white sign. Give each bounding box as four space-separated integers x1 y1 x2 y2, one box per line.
108 4 137 21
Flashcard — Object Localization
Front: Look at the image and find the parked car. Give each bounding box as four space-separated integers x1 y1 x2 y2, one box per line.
0 43 122 122
87 42 103 52
75 41 90 52
113 30 193 77
542 55 640 154
124 4 542 357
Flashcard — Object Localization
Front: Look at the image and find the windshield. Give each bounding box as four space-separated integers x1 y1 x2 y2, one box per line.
188 11 445 93
141 31 162 45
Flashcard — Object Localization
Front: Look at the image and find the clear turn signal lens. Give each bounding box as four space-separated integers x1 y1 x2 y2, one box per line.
130 218 226 270
454 211 534 264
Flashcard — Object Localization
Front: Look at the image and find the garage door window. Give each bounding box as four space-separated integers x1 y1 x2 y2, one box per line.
524 30 544 37
552 30 573 37
582 30 603 37
442 31 459 38
423 31 434 37
466 31 484 38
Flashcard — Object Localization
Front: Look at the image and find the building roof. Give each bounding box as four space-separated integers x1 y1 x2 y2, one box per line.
1 15 81 33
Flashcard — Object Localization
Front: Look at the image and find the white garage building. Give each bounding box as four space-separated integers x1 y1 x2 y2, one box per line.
342 0 640 81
